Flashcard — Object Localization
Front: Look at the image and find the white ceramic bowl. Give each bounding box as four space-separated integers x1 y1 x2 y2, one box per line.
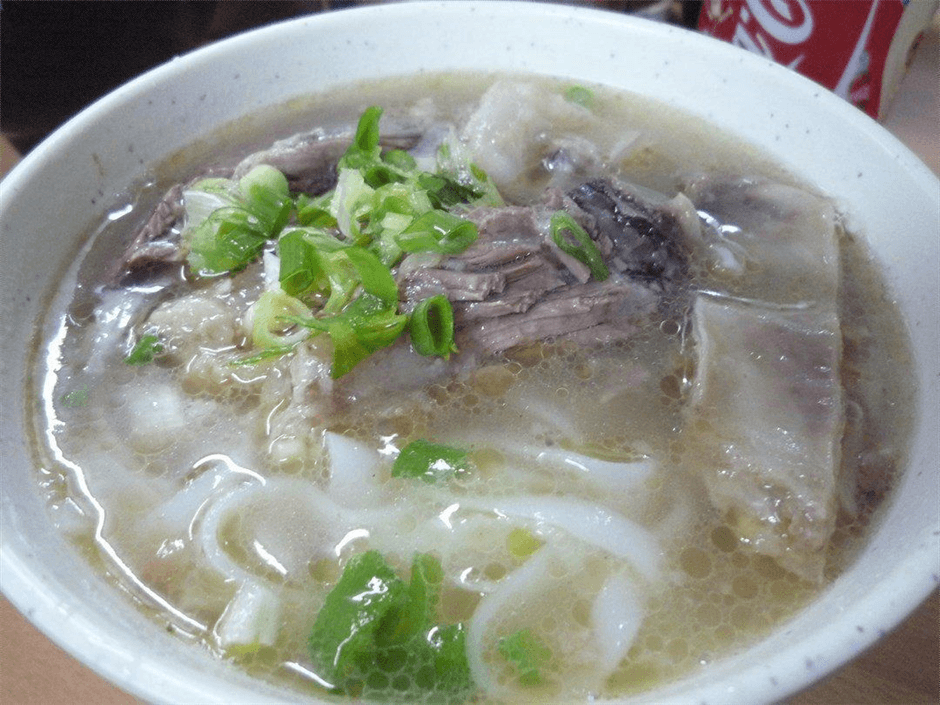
2 3 938 704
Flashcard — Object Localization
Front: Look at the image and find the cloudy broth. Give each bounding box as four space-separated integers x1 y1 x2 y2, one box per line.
28 74 915 702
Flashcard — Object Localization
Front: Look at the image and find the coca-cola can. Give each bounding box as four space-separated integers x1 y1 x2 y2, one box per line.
698 0 939 120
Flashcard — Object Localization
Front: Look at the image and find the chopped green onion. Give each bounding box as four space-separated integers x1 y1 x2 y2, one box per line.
397 210 478 255
278 234 363 316
251 290 311 350
497 629 552 686
204 105 505 376
344 246 399 306
417 172 486 209
296 192 337 228
434 136 504 208
308 550 407 687
333 309 408 378
380 211 414 233
308 551 473 698
409 295 457 359
282 298 408 379
278 229 319 296
382 149 417 172
186 207 269 275
238 164 292 233
564 85 594 109
271 236 410 378
364 183 434 265
184 165 293 276
338 106 384 172
342 297 409 350
392 439 469 483
331 168 375 242
310 316 371 379
124 334 164 365
188 176 232 195
337 107 418 189
550 211 609 281
507 527 542 559
230 344 299 367
371 182 434 225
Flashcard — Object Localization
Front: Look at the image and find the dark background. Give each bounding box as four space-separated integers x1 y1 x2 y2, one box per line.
0 1 701 154
0 1 332 152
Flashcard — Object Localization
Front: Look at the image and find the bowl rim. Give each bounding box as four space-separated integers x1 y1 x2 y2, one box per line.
1 2 938 704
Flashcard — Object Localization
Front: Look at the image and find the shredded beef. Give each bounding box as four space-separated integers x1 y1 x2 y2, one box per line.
397 178 691 357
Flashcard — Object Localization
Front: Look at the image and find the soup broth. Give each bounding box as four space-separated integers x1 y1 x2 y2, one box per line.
28 74 915 703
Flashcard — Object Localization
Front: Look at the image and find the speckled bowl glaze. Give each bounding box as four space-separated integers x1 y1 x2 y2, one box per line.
1 3 938 704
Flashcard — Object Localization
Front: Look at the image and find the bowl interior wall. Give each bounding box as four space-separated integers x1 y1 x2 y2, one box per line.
1 4 937 704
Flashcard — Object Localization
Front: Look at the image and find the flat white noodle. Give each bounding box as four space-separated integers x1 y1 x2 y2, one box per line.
197 480 274 584
465 545 556 700
146 454 266 536
590 572 644 678
369 509 523 595
503 390 583 441
213 579 281 651
120 383 194 454
195 477 349 584
149 466 233 533
445 430 655 497
324 431 384 509
195 475 414 584
458 495 661 581
532 446 654 494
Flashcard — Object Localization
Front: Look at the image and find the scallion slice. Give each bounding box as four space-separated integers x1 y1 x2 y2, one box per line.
278 229 319 296
124 334 164 365
184 165 293 276
391 439 469 483
344 246 399 307
251 290 311 350
238 164 292 233
230 343 300 367
281 297 408 379
338 105 383 172
409 295 457 359
397 210 478 255
497 629 552 686
564 85 594 109
550 211 609 281
296 192 337 228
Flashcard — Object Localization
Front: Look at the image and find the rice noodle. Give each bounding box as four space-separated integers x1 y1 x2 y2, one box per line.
466 546 557 699
196 480 268 584
324 431 384 509
458 495 661 581
443 429 655 497
531 445 654 494
590 572 644 678
213 579 281 651
195 477 349 583
504 393 583 441
149 466 233 535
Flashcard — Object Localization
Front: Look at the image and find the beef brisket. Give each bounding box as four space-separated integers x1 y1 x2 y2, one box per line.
398 179 689 356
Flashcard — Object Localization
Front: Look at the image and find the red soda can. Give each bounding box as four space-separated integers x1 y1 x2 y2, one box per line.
697 0 938 120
